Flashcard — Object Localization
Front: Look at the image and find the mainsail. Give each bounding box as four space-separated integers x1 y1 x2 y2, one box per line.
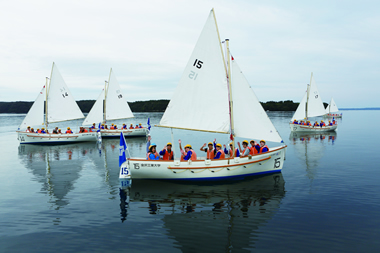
47 63 84 123
83 69 134 125
307 73 326 118
326 97 339 113
158 9 283 143
158 11 230 133
292 73 326 120
105 69 134 121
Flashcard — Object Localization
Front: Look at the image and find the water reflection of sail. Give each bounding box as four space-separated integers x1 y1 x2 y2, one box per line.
120 173 285 251
289 132 337 180
18 143 96 209
91 137 146 189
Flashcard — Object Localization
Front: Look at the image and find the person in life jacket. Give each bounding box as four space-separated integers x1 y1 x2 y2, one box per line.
90 123 96 131
147 143 160 160
314 121 319 127
179 139 197 161
259 140 269 153
26 126 31 132
200 139 216 159
237 140 251 157
129 124 134 129
122 123 127 129
159 142 174 160
213 143 225 159
66 127 73 134
110 124 115 129
40 127 46 134
332 117 336 125
224 143 240 157
293 119 299 124
58 129 62 134
30 128 35 133
320 120 326 127
139 123 143 128
328 121 333 126
101 124 105 129
249 140 260 155
36 128 41 133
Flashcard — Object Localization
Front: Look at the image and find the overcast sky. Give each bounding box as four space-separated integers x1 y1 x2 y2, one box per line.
1 0 379 108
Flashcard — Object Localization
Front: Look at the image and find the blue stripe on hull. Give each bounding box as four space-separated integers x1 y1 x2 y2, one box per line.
136 169 282 182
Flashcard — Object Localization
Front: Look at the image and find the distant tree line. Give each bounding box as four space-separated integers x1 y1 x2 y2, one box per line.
0 100 328 113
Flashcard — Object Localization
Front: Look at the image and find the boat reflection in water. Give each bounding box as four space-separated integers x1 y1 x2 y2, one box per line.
120 173 285 251
289 131 337 191
18 142 97 211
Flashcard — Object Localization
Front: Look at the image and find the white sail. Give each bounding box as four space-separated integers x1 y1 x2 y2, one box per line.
19 86 45 129
306 74 326 118
83 89 105 126
158 10 230 133
231 59 282 143
325 104 330 113
105 69 134 121
47 63 84 123
292 92 307 121
328 98 339 113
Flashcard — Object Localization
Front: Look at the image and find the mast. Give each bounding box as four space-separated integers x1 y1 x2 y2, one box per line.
306 72 313 119
226 39 235 157
212 8 227 76
45 62 55 128
104 68 112 124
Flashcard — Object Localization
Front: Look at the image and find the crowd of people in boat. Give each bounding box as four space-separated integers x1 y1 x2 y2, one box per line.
25 126 84 134
24 123 145 134
90 123 144 131
146 137 269 161
291 118 336 126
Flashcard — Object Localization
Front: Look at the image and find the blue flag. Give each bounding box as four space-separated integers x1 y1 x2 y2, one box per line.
97 123 101 132
119 132 127 166
147 117 151 131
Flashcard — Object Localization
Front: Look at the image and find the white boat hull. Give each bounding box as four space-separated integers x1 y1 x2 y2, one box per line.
99 128 148 138
289 123 337 132
120 145 286 180
17 131 97 144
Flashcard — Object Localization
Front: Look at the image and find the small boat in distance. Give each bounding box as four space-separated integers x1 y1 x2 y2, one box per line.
290 73 337 132
119 9 287 181
325 97 342 118
82 68 148 138
17 63 97 144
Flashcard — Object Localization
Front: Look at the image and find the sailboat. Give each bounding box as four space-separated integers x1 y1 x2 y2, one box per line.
290 73 337 132
324 97 342 118
17 63 97 144
82 69 149 138
119 9 287 180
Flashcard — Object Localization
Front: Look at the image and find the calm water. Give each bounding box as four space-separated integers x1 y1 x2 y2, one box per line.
1 111 379 252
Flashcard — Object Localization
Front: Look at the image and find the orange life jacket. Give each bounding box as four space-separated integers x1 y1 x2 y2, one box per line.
215 149 225 159
66 130 72 134
110 126 114 129
241 147 249 156
162 149 174 160
183 150 197 161
129 126 134 129
37 130 42 133
84 129 88 132
147 151 159 160
260 145 269 153
207 148 215 159
249 146 258 155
